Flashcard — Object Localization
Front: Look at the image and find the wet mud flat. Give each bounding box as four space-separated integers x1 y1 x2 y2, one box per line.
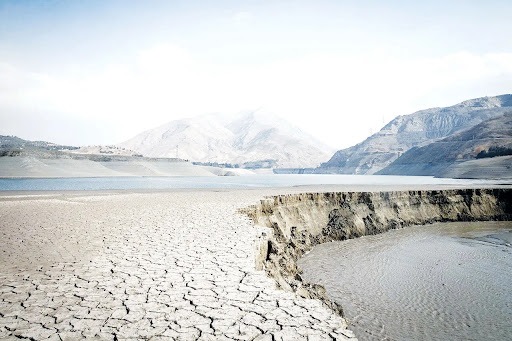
299 221 512 341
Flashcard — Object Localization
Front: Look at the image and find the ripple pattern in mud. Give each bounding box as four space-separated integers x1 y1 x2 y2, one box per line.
299 221 512 341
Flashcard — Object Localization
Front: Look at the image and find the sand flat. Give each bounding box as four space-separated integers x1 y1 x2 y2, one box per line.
0 189 355 340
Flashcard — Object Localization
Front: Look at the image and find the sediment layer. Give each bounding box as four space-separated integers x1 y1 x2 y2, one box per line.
245 188 512 316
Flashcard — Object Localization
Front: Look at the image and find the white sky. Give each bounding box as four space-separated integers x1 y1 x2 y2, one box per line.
1 0 511 149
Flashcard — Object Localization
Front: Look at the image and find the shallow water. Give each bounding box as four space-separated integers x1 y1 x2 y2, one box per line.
0 174 502 191
299 221 512 341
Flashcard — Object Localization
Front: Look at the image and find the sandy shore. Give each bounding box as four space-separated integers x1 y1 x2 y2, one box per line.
0 188 358 340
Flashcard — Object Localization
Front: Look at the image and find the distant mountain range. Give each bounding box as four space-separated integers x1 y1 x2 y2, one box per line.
119 110 334 168
319 94 512 175
3 94 511 179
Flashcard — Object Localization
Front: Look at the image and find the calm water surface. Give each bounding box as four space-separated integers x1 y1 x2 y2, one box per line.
299 221 512 341
0 174 501 191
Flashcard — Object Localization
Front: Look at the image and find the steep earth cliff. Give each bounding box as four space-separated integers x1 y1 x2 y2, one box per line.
245 188 512 317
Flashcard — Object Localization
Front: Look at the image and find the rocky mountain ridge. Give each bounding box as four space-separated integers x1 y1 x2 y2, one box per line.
320 94 512 174
378 112 512 178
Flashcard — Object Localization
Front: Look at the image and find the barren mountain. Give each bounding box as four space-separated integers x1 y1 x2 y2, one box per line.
119 111 334 168
378 112 512 178
320 94 512 174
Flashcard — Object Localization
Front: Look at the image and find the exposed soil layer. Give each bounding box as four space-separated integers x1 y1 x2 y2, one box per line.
245 188 512 317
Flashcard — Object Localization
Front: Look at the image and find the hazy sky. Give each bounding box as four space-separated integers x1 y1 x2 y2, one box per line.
1 0 511 149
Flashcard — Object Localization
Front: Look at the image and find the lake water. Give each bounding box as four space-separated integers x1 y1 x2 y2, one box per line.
299 221 512 341
0 174 503 191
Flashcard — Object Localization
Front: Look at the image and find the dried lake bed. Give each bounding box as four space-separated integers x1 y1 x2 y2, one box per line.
0 189 357 340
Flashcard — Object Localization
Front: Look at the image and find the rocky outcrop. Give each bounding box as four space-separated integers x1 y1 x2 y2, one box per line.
244 188 512 318
320 94 512 174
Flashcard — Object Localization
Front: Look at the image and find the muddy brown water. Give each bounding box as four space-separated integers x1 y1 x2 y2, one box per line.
299 221 512 341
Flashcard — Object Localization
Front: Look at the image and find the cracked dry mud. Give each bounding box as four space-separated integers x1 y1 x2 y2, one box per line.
0 190 355 340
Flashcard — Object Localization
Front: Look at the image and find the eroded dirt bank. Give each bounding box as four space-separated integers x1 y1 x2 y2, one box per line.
245 188 512 316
